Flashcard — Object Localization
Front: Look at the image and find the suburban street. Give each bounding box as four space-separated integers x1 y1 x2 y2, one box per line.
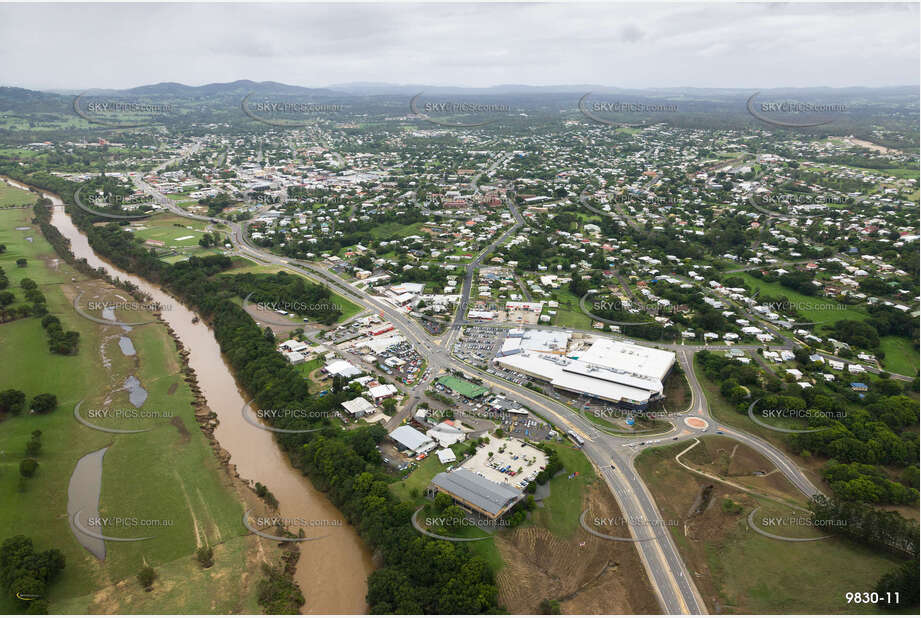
125 159 853 616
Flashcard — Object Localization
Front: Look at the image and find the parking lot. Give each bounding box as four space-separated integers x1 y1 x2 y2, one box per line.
454 325 506 365
379 340 425 384
461 436 548 490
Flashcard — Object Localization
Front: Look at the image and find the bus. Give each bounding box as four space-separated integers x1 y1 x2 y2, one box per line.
567 430 585 447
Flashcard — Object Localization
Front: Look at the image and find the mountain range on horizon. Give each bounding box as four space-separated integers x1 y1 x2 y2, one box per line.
21 79 920 99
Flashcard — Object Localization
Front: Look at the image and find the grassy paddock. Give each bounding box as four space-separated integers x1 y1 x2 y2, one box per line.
0 206 257 613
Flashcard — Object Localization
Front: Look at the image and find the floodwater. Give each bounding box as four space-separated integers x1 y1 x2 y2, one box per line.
14 179 373 614
123 375 147 407
67 447 108 560
118 336 136 356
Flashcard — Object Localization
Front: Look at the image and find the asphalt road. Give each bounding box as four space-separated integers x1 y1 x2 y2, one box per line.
128 149 855 615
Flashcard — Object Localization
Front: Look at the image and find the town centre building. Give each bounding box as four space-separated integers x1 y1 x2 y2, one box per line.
495 335 675 409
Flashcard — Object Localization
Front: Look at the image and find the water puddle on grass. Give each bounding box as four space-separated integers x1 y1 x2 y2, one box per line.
124 375 148 407
67 447 108 560
118 336 136 356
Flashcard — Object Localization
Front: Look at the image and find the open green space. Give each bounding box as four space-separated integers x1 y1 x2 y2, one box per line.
528 444 595 538
735 272 866 323
636 440 902 614
125 214 211 248
367 221 425 241
389 442 468 505
879 335 920 376
549 286 592 329
0 206 256 613
0 181 38 207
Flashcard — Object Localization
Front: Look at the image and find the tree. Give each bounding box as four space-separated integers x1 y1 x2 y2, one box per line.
539 599 562 614
19 459 38 478
875 558 919 611
196 546 214 568
433 493 454 511
25 438 41 458
382 398 397 415
0 536 65 609
0 389 26 415
15 258 26 267
29 394 57 414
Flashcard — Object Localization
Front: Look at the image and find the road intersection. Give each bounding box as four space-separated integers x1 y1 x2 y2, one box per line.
125 150 844 616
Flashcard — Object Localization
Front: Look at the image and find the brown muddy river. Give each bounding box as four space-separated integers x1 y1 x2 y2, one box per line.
8 179 373 614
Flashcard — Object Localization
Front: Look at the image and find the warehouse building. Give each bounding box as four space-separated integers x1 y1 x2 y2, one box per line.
430 469 523 519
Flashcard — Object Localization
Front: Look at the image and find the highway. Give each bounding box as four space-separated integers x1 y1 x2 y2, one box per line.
127 148 843 615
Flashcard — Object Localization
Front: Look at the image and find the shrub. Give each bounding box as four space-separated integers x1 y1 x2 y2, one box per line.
137 566 156 590
19 458 39 478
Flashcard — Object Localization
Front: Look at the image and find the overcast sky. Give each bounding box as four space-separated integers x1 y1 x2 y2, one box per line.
1 2 918 91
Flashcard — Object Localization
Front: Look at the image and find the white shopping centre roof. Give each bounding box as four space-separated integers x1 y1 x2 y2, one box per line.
577 338 676 381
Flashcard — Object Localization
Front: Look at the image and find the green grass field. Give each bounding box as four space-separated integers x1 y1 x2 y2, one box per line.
0 207 258 613
879 335 920 377
0 181 38 207
735 272 865 324
367 221 425 241
125 214 211 248
390 443 468 505
549 287 592 329
529 444 595 538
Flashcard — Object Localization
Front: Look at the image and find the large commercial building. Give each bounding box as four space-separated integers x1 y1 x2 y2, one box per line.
431 469 523 519
495 335 675 409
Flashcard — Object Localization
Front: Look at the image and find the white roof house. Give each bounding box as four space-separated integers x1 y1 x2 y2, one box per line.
341 397 375 418
437 448 457 464
369 384 398 401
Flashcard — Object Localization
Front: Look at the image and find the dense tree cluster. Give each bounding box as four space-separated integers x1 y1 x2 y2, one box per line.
698 351 918 506
0 535 65 614
222 271 343 325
